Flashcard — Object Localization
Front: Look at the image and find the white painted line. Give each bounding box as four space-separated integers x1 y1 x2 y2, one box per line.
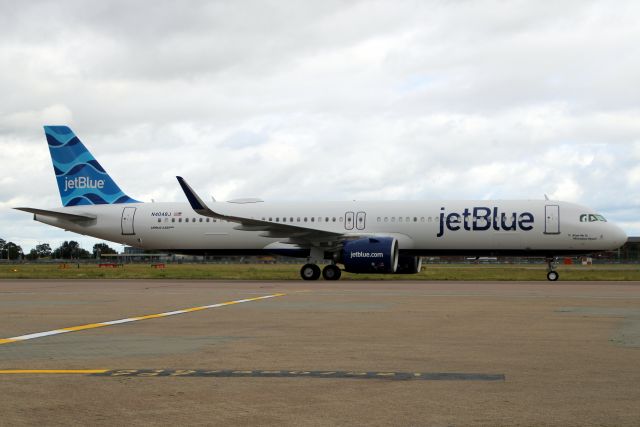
0 293 286 345
13 330 68 341
100 318 139 326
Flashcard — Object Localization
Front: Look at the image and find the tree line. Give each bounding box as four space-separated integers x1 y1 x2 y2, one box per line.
0 239 117 260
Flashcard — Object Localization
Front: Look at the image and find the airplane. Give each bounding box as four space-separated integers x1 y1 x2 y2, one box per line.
15 126 627 281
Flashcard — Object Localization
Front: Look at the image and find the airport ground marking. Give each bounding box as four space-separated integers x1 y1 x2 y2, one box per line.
0 369 505 381
0 370 108 374
0 293 286 346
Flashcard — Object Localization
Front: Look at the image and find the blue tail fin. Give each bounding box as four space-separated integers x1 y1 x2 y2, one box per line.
44 126 140 206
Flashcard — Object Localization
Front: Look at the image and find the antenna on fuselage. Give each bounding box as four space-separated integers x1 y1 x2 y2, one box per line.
544 194 549 201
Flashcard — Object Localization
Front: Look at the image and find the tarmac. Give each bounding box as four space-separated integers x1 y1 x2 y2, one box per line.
1 279 639 426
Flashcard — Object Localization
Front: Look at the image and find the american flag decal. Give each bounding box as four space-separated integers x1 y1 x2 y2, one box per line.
174 212 182 217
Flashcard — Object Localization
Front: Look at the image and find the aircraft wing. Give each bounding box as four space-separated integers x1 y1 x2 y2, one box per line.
14 207 97 222
176 176 352 248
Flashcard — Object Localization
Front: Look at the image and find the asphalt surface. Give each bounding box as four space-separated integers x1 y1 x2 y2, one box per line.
1 279 639 426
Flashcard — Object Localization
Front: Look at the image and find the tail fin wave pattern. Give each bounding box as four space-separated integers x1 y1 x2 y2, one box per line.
45 126 140 206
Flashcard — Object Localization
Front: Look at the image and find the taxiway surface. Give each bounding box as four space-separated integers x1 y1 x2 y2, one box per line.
1 279 639 426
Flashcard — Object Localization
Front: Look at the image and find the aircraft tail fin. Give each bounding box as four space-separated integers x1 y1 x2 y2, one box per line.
44 126 140 206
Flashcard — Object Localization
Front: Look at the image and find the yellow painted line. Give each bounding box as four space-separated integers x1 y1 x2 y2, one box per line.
61 323 106 332
0 370 108 374
0 293 286 346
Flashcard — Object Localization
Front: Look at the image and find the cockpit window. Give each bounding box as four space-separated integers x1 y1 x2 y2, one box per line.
580 213 607 222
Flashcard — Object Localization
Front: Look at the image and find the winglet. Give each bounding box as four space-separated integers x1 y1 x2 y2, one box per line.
176 176 207 211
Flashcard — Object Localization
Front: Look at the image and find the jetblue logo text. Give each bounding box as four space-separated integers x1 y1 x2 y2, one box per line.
64 177 105 192
437 207 534 238
349 251 384 259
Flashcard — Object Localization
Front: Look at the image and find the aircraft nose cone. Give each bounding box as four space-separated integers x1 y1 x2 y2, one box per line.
611 224 627 248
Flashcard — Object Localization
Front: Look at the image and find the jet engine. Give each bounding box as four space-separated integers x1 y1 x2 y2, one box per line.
340 237 399 273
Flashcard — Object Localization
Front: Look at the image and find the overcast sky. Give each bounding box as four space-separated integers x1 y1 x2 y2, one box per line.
1 0 640 252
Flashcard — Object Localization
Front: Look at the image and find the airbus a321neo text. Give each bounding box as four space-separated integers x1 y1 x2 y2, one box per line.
16 126 627 281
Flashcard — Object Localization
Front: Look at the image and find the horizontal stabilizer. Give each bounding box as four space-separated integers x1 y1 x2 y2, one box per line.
14 207 97 222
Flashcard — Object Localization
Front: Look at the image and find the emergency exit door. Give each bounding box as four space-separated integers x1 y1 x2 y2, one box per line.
544 205 560 234
345 212 354 230
121 207 137 235
356 211 366 230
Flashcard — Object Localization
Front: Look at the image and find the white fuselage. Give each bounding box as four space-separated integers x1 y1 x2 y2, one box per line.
33 200 627 257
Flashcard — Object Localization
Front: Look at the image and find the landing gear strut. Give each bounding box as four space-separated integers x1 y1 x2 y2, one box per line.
300 263 321 281
546 258 559 281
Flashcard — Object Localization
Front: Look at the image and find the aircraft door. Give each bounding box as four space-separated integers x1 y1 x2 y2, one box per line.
544 205 560 234
356 211 366 230
121 207 137 235
345 212 354 230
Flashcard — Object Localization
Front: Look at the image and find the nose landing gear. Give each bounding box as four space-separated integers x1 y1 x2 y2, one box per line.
546 258 559 281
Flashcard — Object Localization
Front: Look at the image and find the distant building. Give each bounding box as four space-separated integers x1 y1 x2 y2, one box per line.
618 237 640 262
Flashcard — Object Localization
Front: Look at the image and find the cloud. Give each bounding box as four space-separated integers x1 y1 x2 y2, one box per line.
2 0 640 251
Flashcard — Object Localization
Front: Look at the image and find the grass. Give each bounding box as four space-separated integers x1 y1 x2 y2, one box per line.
1 263 639 281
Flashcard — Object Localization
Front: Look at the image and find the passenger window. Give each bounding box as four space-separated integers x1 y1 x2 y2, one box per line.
391 217 396 222
178 218 182 223
304 217 308 222
276 217 280 222
185 218 189 223
428 217 432 222
282 217 286 223
325 217 329 222
206 218 210 222
384 217 388 222
332 217 336 222
311 217 315 222
290 217 294 222
157 218 161 223
414 217 417 222
420 217 425 222
171 218 175 222
269 217 272 221
399 217 403 222
377 217 381 222
339 217 343 222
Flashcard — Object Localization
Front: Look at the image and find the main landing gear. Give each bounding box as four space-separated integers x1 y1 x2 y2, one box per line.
546 258 559 281
300 264 341 281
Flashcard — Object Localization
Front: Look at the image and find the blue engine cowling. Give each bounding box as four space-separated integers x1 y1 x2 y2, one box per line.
340 237 399 274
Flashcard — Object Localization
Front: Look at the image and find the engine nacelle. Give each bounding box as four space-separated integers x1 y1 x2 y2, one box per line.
395 255 423 274
340 237 399 274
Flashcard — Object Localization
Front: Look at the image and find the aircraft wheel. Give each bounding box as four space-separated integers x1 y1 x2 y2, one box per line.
300 264 321 281
322 264 342 281
547 271 559 281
